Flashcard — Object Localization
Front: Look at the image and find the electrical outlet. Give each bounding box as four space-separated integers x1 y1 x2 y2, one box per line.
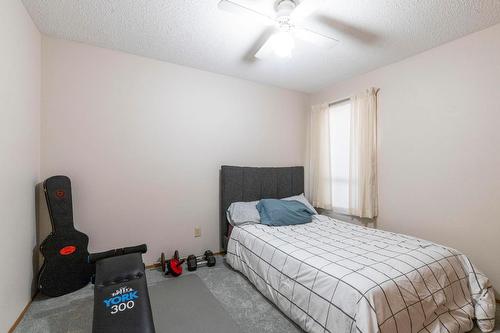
194 226 201 237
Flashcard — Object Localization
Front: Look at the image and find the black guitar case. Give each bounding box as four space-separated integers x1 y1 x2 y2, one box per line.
39 175 92 297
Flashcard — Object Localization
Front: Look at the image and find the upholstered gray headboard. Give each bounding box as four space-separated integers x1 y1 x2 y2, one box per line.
220 165 304 251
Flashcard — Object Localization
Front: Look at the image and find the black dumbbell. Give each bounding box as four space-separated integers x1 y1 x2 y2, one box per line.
187 254 197 271
204 250 216 267
186 250 216 271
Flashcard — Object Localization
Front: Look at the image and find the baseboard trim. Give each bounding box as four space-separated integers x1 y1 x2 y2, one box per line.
146 251 225 270
146 262 161 269
8 292 37 333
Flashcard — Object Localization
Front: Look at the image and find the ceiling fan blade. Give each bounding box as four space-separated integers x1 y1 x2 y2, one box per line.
243 28 276 62
294 26 339 49
290 0 324 21
218 0 275 25
254 35 275 59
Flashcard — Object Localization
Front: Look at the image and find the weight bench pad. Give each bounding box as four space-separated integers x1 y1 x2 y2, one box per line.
92 253 155 333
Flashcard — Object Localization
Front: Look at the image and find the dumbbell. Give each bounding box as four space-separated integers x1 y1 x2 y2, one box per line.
186 250 216 271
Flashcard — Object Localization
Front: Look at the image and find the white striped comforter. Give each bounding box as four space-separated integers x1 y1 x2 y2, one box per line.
226 215 496 333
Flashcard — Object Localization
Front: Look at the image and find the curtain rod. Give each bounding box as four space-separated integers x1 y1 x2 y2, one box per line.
327 88 380 107
328 97 350 107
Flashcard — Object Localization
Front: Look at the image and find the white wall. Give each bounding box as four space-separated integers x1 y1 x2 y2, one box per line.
311 23 500 297
41 37 308 264
0 1 41 331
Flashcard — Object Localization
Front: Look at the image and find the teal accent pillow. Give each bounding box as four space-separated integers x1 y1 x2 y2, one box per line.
257 199 315 226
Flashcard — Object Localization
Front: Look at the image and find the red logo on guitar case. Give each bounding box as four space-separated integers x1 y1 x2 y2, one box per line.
59 246 76 255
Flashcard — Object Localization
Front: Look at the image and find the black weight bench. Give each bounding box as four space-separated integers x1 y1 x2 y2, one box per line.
90 245 155 333
90 244 241 333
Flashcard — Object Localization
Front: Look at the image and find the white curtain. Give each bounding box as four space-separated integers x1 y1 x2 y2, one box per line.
348 88 378 218
308 89 378 218
308 103 332 209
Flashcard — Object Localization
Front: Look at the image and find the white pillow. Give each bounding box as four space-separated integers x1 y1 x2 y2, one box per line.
226 200 260 226
283 193 318 215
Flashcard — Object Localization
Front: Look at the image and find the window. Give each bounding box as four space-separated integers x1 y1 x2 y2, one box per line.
329 100 351 212
309 89 377 218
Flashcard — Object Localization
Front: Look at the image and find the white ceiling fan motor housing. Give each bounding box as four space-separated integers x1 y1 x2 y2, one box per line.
275 0 296 31
276 0 296 16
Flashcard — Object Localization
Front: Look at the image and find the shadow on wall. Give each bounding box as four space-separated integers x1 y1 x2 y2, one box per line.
32 182 52 296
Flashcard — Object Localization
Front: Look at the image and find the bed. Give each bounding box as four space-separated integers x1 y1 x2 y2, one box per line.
221 166 496 333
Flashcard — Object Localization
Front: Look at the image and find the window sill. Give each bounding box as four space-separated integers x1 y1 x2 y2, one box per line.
315 208 377 228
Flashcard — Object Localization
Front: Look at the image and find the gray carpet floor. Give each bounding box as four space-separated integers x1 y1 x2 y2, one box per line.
15 256 499 333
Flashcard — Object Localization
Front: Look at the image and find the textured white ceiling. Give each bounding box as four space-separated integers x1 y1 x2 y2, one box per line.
22 0 500 93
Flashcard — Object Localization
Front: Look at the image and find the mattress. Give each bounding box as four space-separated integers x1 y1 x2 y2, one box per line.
226 215 496 333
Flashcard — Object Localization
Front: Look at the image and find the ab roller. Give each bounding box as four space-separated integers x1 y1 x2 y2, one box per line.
160 250 216 277
160 250 185 277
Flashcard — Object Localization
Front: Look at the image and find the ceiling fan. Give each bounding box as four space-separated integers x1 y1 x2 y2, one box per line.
218 0 339 59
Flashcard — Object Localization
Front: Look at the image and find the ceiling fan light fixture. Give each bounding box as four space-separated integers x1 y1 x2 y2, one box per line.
270 31 295 58
217 0 338 60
